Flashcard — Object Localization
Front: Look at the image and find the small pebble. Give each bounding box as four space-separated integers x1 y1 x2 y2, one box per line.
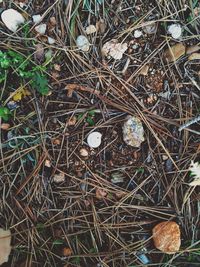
80 148 89 157
45 159 51 167
19 2 25 8
87 132 102 148
152 221 181 254
168 24 182 39
123 116 145 147
63 247 72 256
76 35 90 52
35 23 47 35
134 30 143 38
47 37 55 44
162 155 168 161
53 139 61 145
32 14 42 24
85 25 96 35
1 123 10 130
7 101 18 110
53 173 65 183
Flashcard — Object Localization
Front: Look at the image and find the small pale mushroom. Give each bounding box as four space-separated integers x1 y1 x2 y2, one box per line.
1 9 25 32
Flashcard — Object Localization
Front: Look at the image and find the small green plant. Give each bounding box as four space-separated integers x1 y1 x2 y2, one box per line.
78 110 95 126
32 71 49 95
0 49 49 96
0 106 11 121
136 167 145 174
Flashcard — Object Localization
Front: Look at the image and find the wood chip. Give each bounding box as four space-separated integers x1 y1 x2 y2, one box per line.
152 221 181 254
164 43 186 62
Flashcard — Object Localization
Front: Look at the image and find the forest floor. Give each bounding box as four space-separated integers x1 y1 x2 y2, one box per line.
0 0 200 266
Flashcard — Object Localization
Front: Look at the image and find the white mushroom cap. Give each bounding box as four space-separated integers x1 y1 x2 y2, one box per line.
1 9 25 32
87 132 102 148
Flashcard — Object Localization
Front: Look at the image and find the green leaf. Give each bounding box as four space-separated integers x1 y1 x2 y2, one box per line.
32 71 49 95
0 52 10 69
0 107 11 121
77 113 84 121
86 116 95 126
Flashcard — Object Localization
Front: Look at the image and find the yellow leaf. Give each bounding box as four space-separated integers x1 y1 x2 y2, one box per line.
0 228 11 265
13 87 31 101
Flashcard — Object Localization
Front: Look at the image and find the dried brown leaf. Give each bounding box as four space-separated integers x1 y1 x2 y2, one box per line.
34 43 44 63
164 43 185 62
